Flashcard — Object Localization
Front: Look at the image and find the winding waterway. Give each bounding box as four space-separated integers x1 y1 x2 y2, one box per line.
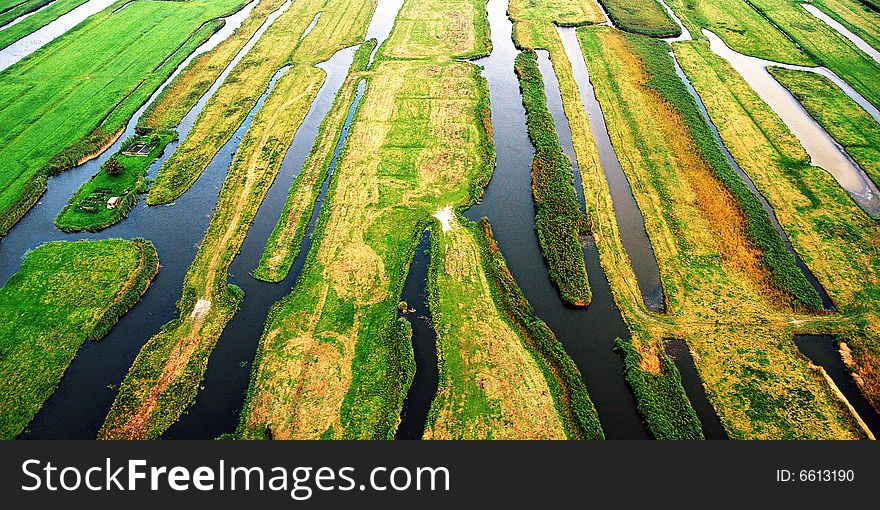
465 0 648 439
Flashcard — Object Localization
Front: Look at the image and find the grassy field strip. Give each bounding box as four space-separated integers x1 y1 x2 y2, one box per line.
578 27 863 438
663 0 812 64
809 0 880 56
745 0 880 110
770 67 880 190
0 0 61 31
99 0 377 439
515 49 591 306
0 0 115 59
595 0 679 38
255 42 375 283
0 0 247 236
239 0 571 439
0 239 158 439
138 0 288 133
675 40 880 428
424 218 567 439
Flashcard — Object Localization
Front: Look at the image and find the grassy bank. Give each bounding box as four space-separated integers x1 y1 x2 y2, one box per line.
55 132 175 232
0 0 90 51
769 67 880 190
515 50 591 306
596 0 680 38
0 0 246 236
0 238 158 439
615 338 703 439
100 0 377 440
663 0 812 65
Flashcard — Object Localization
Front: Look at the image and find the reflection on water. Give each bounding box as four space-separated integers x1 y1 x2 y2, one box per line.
704 29 880 217
0 0 117 71
802 3 880 66
365 0 404 66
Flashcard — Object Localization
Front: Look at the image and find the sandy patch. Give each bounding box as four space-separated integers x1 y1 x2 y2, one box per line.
433 205 455 233
190 299 212 320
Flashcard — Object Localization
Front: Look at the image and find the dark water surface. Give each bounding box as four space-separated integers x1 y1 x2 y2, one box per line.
465 0 648 439
664 339 728 439
395 231 438 440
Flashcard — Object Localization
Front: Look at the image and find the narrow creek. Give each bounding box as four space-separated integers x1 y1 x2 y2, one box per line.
555 26 666 312
365 0 403 66
794 335 880 438
3 0 291 438
0 0 117 71
802 2 880 66
465 0 648 439
394 231 438 440
164 49 362 439
664 339 728 439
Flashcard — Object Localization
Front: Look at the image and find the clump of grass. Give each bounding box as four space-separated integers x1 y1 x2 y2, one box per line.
615 337 704 439
0 238 158 439
515 50 591 307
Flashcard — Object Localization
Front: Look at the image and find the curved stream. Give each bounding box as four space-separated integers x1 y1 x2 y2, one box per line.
465 0 648 439
802 2 880 66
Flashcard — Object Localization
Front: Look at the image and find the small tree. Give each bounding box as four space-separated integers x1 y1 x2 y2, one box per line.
104 157 123 177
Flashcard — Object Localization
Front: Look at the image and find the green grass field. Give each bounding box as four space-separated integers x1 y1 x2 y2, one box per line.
0 0 90 50
0 238 158 439
55 132 175 232
597 0 680 38
0 0 245 236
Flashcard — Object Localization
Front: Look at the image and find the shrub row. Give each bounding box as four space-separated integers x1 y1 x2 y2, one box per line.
631 35 823 310
614 337 704 439
473 218 604 439
515 50 592 307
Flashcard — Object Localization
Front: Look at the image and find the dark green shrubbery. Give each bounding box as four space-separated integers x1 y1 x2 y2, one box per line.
614 337 704 440
515 50 592 306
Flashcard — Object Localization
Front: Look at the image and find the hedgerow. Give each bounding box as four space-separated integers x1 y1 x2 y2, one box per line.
515 50 591 307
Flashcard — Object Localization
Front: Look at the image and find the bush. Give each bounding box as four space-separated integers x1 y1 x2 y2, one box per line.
104 157 123 177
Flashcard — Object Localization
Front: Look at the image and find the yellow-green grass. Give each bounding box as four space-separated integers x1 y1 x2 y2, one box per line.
769 67 880 189
595 0 680 38
810 0 880 53
99 0 375 440
255 40 376 282
147 0 376 205
0 238 158 439
55 132 175 232
508 0 603 28
0 0 90 50
383 0 490 60
664 0 813 65
577 27 862 438
674 39 880 430
424 218 566 439
138 0 291 133
0 0 246 236
239 55 493 439
746 0 880 109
